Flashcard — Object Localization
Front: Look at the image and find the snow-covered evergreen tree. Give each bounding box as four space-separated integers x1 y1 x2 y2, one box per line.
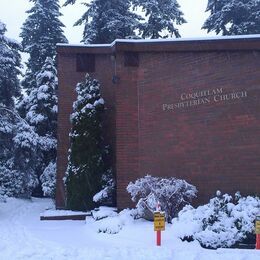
25 57 58 138
19 57 58 196
0 108 39 198
0 21 21 191
20 0 67 92
203 0 260 35
66 74 109 211
0 107 16 187
0 21 42 198
64 0 141 43
0 21 21 108
40 161 56 197
133 0 186 38
19 0 66 195
65 0 186 41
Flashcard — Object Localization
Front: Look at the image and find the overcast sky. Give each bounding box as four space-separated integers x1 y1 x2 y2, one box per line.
0 0 214 43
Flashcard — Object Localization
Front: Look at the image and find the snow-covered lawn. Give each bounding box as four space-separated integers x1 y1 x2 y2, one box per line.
0 198 259 260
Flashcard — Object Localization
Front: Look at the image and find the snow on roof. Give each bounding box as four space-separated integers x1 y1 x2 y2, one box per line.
57 43 111 48
57 34 260 48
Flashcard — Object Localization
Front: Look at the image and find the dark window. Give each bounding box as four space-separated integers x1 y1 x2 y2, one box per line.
76 54 95 72
124 51 139 67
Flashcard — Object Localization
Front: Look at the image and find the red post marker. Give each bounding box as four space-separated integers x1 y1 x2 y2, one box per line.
256 234 260 250
157 230 161 246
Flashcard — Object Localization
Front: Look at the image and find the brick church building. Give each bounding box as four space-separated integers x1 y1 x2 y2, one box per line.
56 36 260 210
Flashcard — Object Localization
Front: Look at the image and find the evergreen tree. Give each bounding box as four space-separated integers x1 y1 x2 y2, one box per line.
65 0 186 41
0 21 21 108
0 21 40 198
40 161 56 197
0 108 39 198
66 74 107 211
203 0 260 35
20 57 58 196
133 0 186 38
65 0 141 43
20 0 67 92
19 0 67 196
25 57 58 138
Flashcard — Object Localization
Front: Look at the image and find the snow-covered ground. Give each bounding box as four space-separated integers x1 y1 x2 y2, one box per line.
0 198 259 260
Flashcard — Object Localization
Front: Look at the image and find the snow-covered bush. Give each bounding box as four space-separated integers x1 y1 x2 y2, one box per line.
172 191 260 249
96 217 123 234
127 175 197 222
91 206 117 221
40 161 56 197
94 208 136 234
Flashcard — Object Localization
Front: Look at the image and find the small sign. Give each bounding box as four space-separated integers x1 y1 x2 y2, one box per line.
256 216 260 235
154 211 165 231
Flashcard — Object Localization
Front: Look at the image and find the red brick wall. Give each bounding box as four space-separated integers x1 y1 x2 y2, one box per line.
56 50 115 208
56 39 260 210
116 50 260 209
114 53 141 209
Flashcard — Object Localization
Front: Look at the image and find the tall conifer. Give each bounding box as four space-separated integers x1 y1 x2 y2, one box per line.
65 0 186 41
0 21 21 108
66 74 106 210
203 0 260 35
66 0 141 43
133 0 186 38
0 20 21 172
19 1 67 196
0 21 39 197
20 0 67 92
